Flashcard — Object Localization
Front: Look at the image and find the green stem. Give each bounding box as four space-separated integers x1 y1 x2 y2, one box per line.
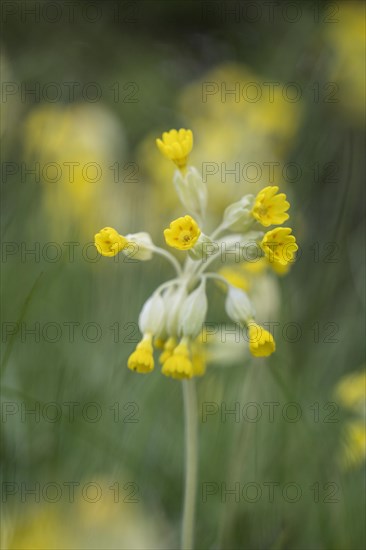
181 379 198 550
209 222 227 240
202 272 230 288
152 246 183 276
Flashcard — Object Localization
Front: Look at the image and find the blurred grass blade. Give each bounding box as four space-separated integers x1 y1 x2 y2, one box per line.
1 271 43 378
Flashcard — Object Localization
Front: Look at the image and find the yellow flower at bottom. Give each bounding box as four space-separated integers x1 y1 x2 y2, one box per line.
154 337 166 350
156 128 193 170
251 186 290 227
248 322 276 357
164 215 201 250
162 338 194 379
159 336 177 364
127 335 154 373
95 227 127 257
261 227 298 267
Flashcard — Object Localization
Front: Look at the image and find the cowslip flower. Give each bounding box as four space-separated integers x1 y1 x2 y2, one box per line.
127 334 154 373
164 215 201 250
261 227 298 267
93 127 299 550
94 227 128 257
247 322 276 357
127 291 165 374
95 129 299 374
159 336 177 365
161 337 194 379
156 128 193 170
251 185 290 227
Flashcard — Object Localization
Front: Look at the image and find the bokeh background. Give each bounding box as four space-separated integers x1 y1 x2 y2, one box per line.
1 1 365 548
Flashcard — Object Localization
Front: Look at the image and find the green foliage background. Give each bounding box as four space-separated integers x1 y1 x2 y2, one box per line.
1 1 365 548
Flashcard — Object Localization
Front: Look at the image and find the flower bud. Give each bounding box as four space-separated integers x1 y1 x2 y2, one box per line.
225 286 255 325
188 233 213 261
179 280 208 338
138 292 165 335
164 285 188 336
173 166 207 223
125 232 154 261
222 195 254 231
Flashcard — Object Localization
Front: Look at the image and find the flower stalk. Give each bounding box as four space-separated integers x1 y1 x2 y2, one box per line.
92 127 299 548
181 379 198 550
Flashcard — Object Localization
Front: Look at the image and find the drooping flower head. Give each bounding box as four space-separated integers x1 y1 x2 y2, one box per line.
248 322 276 357
164 215 201 250
261 227 298 267
159 336 177 365
251 186 290 227
156 129 193 170
161 338 194 379
94 128 299 379
94 227 127 257
95 228 154 261
127 334 155 373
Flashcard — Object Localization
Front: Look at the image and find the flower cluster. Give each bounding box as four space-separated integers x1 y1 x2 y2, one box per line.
94 129 298 379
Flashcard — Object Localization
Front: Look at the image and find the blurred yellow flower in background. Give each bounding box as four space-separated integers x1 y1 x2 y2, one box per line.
218 267 250 292
335 370 365 412
191 334 208 377
22 103 127 240
342 421 366 469
335 369 366 469
137 62 303 227
5 478 170 549
324 2 366 122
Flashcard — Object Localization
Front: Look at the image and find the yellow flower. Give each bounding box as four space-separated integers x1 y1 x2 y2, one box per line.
127 335 154 373
241 257 268 275
341 421 366 469
95 227 127 257
154 337 166 349
335 370 366 411
269 260 291 276
261 227 298 267
191 335 207 376
251 186 290 227
164 215 201 250
156 128 193 169
218 267 250 292
161 339 194 379
159 336 177 364
248 322 276 357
